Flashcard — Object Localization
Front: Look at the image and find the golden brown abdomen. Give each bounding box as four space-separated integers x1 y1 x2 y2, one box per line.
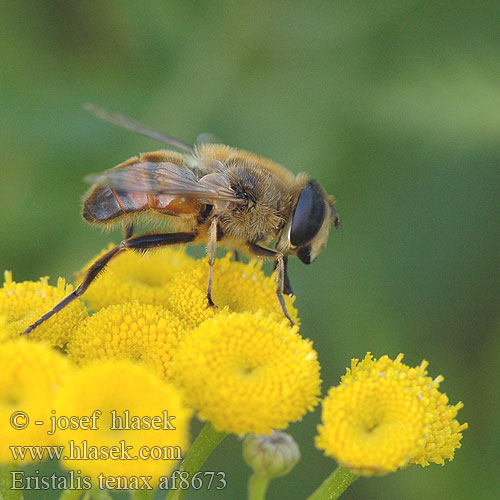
83 184 201 224
83 185 146 223
83 152 200 224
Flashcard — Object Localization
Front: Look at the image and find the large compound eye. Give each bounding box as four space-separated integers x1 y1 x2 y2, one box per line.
290 181 326 247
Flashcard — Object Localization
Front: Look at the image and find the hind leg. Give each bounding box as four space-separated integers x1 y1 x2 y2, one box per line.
23 232 196 335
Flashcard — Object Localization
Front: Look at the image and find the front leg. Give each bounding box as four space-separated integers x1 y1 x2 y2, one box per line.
206 218 218 307
273 255 293 296
247 242 295 327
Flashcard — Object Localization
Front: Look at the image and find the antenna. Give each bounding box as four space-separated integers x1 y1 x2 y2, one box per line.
84 103 194 153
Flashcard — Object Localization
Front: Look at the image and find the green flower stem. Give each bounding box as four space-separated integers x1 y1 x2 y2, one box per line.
58 489 84 500
248 474 270 500
0 464 24 500
129 490 155 500
91 489 114 500
165 421 227 500
306 466 359 500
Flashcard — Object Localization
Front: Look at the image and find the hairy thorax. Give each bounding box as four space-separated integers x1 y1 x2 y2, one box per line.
218 161 294 243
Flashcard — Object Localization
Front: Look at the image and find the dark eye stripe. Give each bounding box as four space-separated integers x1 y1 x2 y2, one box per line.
290 181 326 246
297 245 312 264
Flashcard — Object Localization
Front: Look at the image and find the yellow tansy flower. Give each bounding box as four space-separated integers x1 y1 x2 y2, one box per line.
399 360 467 467
67 301 185 379
172 311 320 435
78 245 194 311
0 340 72 463
0 271 87 346
54 360 192 483
315 353 467 476
0 316 10 343
163 269 218 330
167 254 299 326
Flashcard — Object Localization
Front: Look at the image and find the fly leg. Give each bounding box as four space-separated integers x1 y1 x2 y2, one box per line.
247 242 295 326
273 255 293 296
206 218 218 307
22 232 196 335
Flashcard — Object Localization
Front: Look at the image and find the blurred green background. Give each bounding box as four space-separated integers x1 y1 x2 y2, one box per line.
1 1 499 499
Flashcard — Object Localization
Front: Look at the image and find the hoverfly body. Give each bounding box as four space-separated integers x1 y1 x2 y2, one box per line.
23 105 339 334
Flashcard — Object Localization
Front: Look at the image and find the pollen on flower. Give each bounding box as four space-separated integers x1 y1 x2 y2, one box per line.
77 245 194 311
175 255 299 324
0 271 88 346
164 270 218 330
402 358 468 467
315 353 467 476
0 340 72 463
164 254 299 329
172 311 320 435
67 301 186 380
0 316 9 343
76 245 299 329
54 359 191 482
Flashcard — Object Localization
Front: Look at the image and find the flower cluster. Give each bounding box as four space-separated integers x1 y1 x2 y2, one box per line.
1 245 317 440
0 244 467 498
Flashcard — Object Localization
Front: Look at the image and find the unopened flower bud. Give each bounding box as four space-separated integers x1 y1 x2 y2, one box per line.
243 431 300 478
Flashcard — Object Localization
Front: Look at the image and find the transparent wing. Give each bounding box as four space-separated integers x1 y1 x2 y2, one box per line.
85 161 242 203
84 103 195 153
